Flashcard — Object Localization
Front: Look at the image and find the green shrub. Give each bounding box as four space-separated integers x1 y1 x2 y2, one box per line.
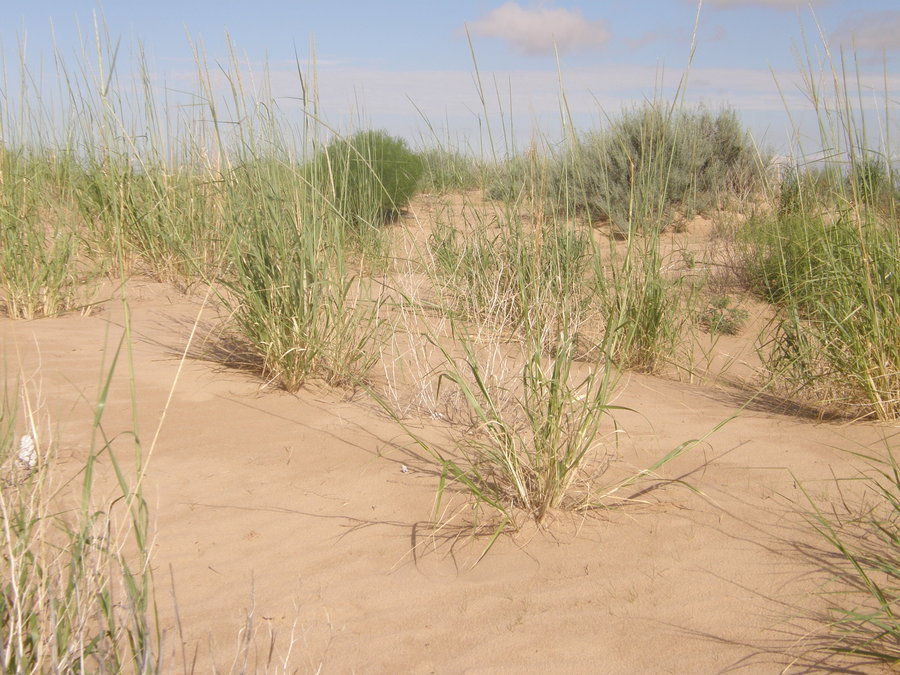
314 130 423 228
778 165 841 216
848 156 897 213
777 167 804 215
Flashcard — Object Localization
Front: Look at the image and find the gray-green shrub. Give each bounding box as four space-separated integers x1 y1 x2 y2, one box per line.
562 106 761 231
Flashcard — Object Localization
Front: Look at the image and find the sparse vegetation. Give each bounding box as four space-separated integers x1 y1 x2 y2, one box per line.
800 438 899 664
0 15 896 673
697 295 749 336
427 216 594 340
0 348 159 671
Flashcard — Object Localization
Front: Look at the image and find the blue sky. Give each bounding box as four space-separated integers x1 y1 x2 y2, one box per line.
4 1 900 155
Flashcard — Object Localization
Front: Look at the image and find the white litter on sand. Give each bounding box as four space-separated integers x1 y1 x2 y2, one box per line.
17 434 37 472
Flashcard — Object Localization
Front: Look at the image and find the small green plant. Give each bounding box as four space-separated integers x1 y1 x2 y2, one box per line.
371 320 623 531
849 156 892 204
370 321 712 555
777 165 841 216
590 236 683 373
315 130 423 229
435 333 619 525
697 295 749 336
484 154 536 203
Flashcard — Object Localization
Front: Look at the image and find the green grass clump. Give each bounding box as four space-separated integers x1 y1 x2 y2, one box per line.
315 130 423 230
484 154 537 204
736 40 899 421
740 208 898 420
221 158 381 392
435 333 619 526
848 156 897 211
373 321 706 545
74 162 226 284
595 255 682 372
370 320 623 534
777 165 834 216
0 216 82 320
582 223 686 374
0 150 86 318
775 159 896 218
418 147 483 193
429 216 593 340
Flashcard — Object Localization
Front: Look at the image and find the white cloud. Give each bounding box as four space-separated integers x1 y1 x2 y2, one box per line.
627 25 726 50
701 0 827 9
159 60 899 157
168 61 899 122
831 12 900 52
469 2 610 56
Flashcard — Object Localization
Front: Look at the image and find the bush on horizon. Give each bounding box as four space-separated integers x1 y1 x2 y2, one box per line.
486 105 763 233
564 105 762 231
314 130 423 229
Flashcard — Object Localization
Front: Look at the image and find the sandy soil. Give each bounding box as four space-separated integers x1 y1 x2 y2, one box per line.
2 198 895 673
